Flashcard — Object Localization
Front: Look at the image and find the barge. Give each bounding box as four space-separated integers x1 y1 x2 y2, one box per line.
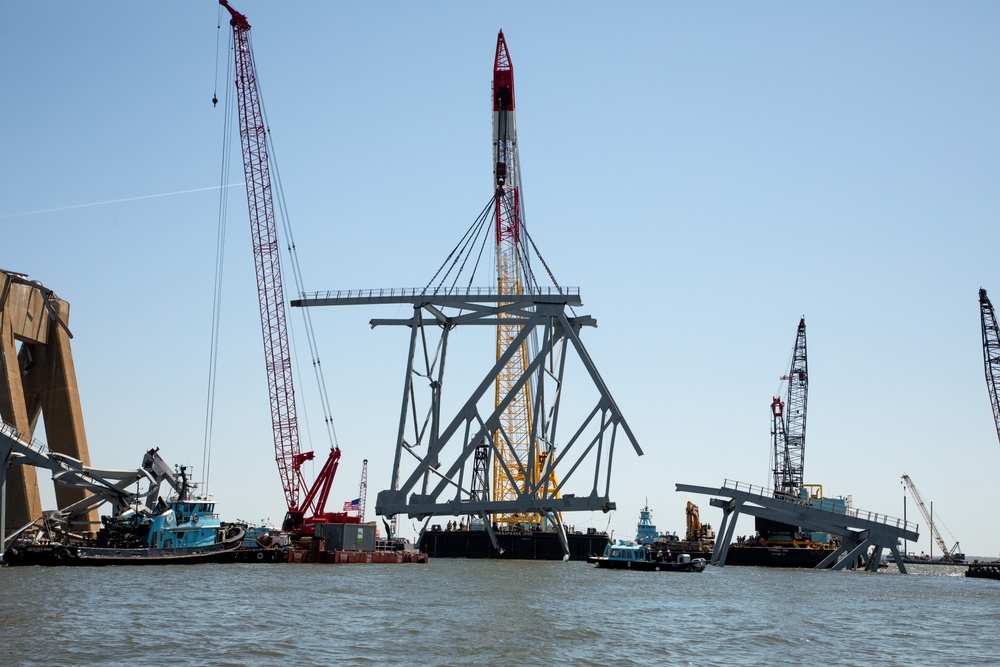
418 525 609 561
965 561 1000 580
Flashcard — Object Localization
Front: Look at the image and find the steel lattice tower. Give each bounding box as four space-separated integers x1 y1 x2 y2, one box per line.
979 288 1000 446
772 318 808 498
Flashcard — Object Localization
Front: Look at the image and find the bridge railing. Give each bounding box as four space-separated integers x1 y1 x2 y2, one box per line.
721 478 918 533
0 421 49 456
297 285 580 301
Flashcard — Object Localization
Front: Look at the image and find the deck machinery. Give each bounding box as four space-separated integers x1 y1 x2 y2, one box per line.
294 31 642 559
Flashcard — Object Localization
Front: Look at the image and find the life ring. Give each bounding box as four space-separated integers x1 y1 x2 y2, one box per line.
256 551 265 561
192 514 199 524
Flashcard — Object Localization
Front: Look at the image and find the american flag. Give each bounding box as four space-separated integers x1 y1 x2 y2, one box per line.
343 498 360 512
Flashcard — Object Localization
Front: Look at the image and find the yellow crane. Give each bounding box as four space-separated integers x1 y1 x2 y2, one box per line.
491 31 559 528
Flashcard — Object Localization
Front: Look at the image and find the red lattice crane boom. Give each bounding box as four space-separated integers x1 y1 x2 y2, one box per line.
220 0 355 533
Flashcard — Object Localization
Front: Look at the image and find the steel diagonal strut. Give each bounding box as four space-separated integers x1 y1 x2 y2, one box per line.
292 290 643 537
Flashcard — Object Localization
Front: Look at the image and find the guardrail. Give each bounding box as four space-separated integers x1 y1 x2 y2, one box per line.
721 478 918 533
297 286 580 301
0 421 48 456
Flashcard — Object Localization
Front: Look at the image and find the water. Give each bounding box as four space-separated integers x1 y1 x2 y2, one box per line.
1 560 997 666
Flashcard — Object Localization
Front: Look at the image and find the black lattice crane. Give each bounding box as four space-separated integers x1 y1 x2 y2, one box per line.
770 318 808 498
979 288 1000 447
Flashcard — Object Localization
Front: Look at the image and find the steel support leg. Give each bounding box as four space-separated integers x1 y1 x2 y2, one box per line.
831 539 873 571
714 501 741 566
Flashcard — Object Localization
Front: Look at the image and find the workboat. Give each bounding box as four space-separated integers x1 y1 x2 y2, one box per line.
590 540 707 572
634 501 714 557
2 451 244 566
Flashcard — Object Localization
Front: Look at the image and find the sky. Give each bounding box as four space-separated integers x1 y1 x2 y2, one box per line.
3 1 1000 558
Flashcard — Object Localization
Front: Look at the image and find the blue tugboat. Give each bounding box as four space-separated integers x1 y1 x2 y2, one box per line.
591 540 707 572
2 450 244 566
635 502 661 545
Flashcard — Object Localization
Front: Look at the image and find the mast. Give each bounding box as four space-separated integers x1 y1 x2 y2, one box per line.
491 30 535 526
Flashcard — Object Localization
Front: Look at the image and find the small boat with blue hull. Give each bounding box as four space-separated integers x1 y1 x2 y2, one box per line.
3 455 244 566
591 540 707 572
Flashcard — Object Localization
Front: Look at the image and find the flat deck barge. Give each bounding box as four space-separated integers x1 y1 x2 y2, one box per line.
966 562 1000 580
722 545 836 568
418 527 609 560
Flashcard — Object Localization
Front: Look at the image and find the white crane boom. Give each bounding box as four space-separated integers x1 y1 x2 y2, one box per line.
901 474 956 560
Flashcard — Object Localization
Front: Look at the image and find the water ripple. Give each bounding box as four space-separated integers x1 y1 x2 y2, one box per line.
2 560 998 666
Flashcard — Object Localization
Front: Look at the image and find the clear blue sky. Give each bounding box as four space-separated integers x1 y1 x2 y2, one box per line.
3 1 999 558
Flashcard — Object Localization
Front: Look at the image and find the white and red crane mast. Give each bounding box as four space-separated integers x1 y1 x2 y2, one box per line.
490 31 540 526
220 0 355 534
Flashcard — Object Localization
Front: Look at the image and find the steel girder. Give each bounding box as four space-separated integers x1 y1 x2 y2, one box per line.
293 289 642 524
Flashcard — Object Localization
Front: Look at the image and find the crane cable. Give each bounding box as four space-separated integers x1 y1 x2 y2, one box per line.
201 17 236 494
249 30 341 455
239 26 340 450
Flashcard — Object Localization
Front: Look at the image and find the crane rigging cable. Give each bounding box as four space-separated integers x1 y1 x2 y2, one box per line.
424 192 568 303
202 35 237 493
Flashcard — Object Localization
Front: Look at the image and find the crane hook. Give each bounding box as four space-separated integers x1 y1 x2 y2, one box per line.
212 94 219 107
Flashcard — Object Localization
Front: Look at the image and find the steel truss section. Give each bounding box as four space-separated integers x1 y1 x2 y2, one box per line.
293 289 643 527
676 481 920 573
1 423 179 549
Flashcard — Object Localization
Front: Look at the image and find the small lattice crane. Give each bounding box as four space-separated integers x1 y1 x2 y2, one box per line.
901 474 963 561
770 318 808 498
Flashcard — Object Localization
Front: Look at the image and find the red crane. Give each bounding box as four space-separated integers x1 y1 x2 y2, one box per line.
220 0 357 534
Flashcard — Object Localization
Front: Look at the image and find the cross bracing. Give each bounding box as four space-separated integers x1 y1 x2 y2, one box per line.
292 288 642 550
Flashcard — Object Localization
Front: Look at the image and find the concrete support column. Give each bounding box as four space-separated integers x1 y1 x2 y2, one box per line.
0 313 40 533
20 298 98 532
